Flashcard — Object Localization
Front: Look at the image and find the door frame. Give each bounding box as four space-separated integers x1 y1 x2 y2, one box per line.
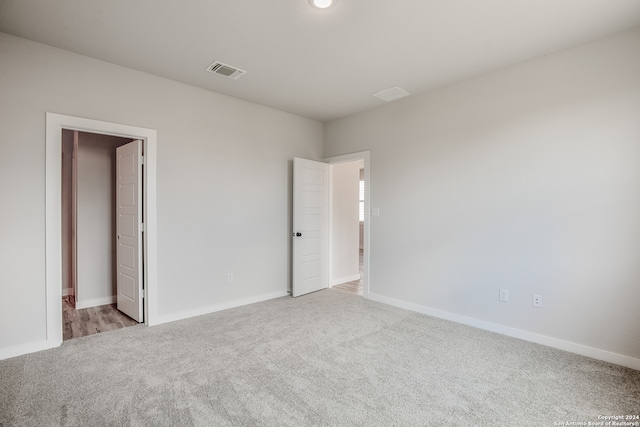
45 113 158 349
324 151 370 297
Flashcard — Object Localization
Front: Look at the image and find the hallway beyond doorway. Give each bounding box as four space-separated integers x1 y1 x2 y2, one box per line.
332 249 363 296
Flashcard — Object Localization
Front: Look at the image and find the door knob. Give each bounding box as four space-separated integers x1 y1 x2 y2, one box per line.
292 232 302 237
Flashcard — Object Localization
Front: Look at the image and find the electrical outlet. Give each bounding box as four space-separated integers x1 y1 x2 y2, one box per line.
227 273 234 284
532 294 542 308
499 288 509 302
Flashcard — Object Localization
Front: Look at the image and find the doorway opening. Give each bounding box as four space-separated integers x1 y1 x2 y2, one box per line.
290 151 370 299
327 151 370 298
330 159 365 296
45 113 157 350
61 130 141 340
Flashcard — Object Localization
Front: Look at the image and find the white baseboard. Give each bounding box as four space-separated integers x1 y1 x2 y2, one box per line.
62 288 74 297
153 290 289 326
330 274 361 287
1 292 288 360
75 295 116 310
366 292 640 371
0 339 60 361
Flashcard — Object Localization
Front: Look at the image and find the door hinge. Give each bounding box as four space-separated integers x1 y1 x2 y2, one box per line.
139 155 144 165
139 223 145 233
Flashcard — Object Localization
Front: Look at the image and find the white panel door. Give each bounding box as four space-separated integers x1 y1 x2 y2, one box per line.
116 140 143 322
292 158 329 297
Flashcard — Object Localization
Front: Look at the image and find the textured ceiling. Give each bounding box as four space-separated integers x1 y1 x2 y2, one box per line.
1 0 639 122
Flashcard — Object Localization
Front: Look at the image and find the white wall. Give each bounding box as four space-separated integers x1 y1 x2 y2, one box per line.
331 161 360 285
76 132 131 308
324 29 640 364
77 136 114 306
0 32 323 353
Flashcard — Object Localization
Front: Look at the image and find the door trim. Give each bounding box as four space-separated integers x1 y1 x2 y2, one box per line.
45 113 158 349
324 151 370 298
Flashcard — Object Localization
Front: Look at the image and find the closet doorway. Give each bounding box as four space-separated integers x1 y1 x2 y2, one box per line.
61 130 141 340
45 113 157 350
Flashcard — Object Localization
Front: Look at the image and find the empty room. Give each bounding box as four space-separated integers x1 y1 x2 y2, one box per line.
1 1 639 425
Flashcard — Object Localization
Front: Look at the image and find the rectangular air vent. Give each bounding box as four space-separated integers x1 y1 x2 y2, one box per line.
373 86 410 102
205 61 246 80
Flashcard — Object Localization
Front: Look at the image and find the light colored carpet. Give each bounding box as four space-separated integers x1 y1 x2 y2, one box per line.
1 289 638 426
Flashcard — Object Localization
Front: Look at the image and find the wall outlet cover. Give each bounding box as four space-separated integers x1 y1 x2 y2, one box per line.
533 294 542 308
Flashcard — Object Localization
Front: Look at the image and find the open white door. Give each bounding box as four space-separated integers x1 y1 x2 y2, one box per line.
292 157 329 297
116 140 143 322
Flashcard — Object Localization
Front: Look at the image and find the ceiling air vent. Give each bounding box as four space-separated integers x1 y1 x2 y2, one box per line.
373 86 410 102
205 61 246 80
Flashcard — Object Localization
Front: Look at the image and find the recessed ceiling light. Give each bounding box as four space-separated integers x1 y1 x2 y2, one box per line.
310 0 335 9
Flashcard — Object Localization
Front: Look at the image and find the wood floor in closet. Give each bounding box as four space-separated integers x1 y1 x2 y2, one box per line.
63 296 138 341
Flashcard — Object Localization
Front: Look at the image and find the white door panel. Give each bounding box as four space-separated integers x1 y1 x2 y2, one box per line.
116 140 143 322
292 158 329 297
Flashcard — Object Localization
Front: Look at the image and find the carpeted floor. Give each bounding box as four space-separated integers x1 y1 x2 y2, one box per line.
1 289 638 426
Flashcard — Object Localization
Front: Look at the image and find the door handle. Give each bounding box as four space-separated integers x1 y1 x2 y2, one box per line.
291 232 302 237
